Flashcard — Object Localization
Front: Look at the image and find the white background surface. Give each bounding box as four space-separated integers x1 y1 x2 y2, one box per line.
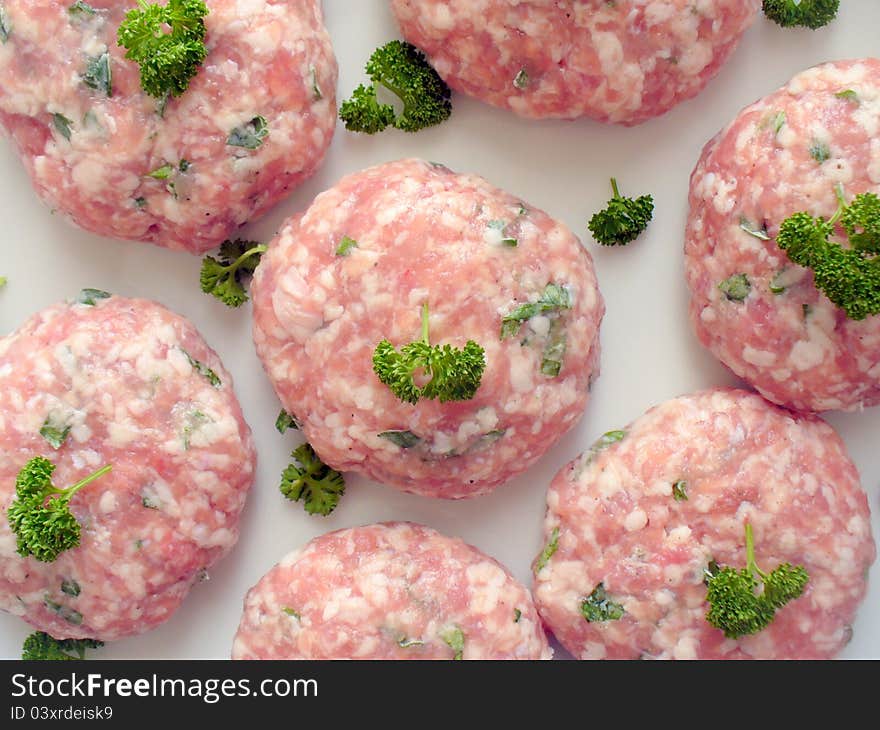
1 1 878 660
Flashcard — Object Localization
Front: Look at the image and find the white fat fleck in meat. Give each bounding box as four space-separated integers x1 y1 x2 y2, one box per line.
251 159 604 499
534 388 875 660
391 0 759 125
232 523 551 660
0 0 337 254
0 295 256 641
685 58 880 412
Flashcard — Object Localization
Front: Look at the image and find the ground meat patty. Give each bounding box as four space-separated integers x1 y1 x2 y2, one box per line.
685 59 880 413
232 522 550 659
0 0 336 254
533 388 875 660
0 293 256 641
390 0 758 125
251 158 604 499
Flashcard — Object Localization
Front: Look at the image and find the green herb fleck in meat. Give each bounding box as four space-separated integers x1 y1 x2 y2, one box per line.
540 317 567 377
335 236 358 256
809 140 831 163
836 89 859 105
672 480 688 502
44 597 83 625
60 578 81 597
378 430 421 449
0 6 11 43
586 430 626 463
147 163 174 180
719 273 751 302
53 113 73 141
501 283 572 340
580 583 625 623
142 494 160 510
40 416 71 450
771 111 786 135
534 527 559 573
740 217 770 241
440 626 465 660
180 349 221 388
182 409 209 450
68 1 97 19
227 115 269 150
83 52 112 97
488 220 517 247
309 65 322 101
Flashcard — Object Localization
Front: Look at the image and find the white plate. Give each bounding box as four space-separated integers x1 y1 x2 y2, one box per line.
1 1 878 660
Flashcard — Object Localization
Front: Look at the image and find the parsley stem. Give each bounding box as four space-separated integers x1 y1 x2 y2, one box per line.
229 245 268 274
610 177 621 200
744 522 762 580
421 302 430 345
64 465 112 497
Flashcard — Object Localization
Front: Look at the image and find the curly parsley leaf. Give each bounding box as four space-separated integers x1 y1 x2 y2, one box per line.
279 443 346 517
588 178 654 247
705 523 808 639
117 0 208 99
373 303 485 405
7 457 112 562
199 239 267 307
21 632 103 660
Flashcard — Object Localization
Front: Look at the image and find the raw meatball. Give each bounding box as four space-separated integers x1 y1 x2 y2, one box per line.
390 0 759 125
533 388 875 660
251 158 604 499
232 522 550 660
686 59 880 412
0 293 256 641
0 0 336 254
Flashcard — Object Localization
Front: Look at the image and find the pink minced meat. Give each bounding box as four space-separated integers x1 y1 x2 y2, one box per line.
0 294 256 641
232 522 551 660
686 59 880 413
251 158 604 500
390 0 759 125
0 0 336 254
533 388 876 660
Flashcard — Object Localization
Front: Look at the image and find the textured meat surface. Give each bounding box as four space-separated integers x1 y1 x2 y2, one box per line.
533 388 875 660
232 522 551 659
0 295 256 641
0 0 336 254
251 158 604 499
391 0 758 125
686 59 880 412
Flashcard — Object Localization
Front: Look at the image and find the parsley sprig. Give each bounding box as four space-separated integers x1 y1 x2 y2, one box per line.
776 186 880 320
373 303 485 405
117 0 209 100
7 457 112 562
